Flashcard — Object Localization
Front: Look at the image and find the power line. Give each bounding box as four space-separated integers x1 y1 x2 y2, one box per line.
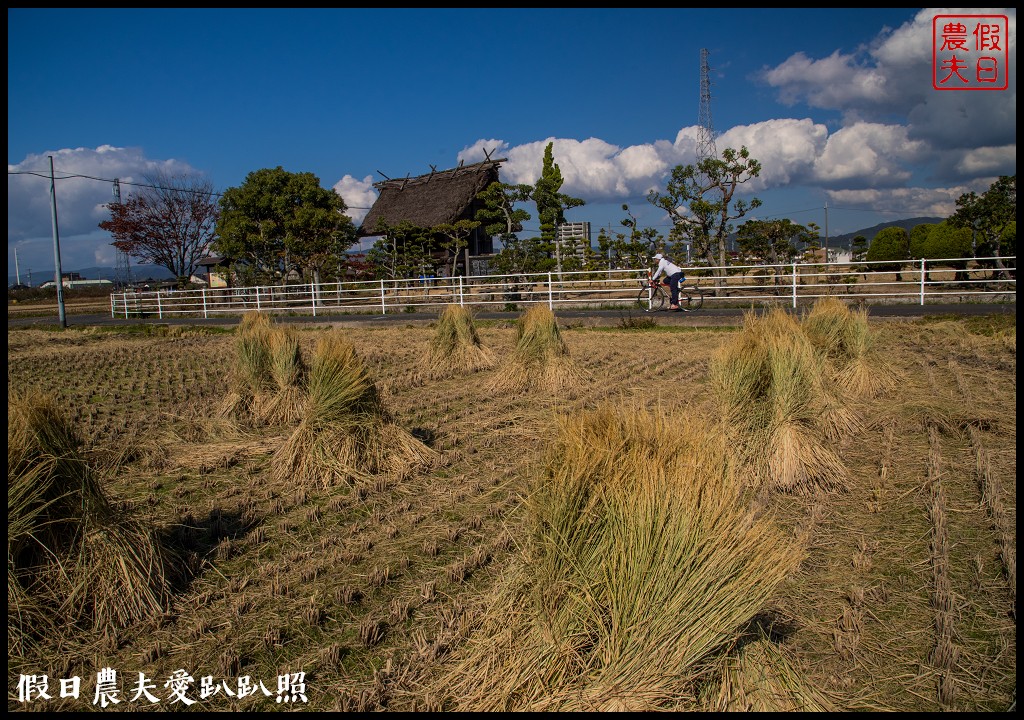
9 168 374 209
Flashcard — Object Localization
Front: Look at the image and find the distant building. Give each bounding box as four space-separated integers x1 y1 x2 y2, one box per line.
196 256 231 288
556 222 592 259
39 278 113 289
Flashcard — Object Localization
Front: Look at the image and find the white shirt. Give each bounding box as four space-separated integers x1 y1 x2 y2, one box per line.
651 257 683 282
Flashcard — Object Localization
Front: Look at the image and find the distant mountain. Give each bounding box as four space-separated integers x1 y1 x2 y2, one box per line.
825 217 945 250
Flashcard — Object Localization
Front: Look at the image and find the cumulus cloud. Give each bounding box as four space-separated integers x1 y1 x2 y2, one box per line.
812 123 929 187
8 146 203 273
331 174 377 224
761 50 894 110
8 146 199 241
460 136 678 201
760 8 1017 153
718 119 829 189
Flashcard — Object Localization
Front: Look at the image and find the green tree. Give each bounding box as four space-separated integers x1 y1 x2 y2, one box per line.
475 181 534 274
949 174 1016 278
908 223 937 257
99 171 218 288
735 218 811 267
910 220 972 281
866 226 910 280
647 146 762 283
365 220 434 281
616 204 662 267
433 219 482 278
214 167 355 285
532 142 585 276
850 235 869 264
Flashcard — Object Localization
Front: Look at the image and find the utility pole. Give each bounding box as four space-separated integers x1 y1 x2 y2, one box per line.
824 201 829 262
48 155 67 328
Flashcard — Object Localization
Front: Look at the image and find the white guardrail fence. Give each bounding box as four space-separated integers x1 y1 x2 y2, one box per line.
109 256 1016 319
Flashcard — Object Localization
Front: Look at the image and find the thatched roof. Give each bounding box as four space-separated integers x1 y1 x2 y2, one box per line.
358 159 505 237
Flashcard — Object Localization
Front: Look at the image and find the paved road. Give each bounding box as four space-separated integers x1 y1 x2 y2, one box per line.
7 302 1016 330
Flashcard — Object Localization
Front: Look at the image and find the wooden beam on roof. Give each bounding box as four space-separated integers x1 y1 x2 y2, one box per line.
377 170 391 181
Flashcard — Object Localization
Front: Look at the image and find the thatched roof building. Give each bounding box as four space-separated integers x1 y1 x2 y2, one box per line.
358 159 506 261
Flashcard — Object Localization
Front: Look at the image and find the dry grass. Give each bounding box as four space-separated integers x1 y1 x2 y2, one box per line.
709 307 847 493
218 311 306 425
705 626 838 711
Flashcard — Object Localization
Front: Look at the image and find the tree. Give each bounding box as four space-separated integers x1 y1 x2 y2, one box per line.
949 174 1016 278
866 226 910 280
532 142 585 276
433 219 482 278
99 171 218 288
214 167 355 285
647 146 762 280
910 221 973 281
475 181 535 274
735 218 811 267
476 181 532 245
365 220 434 282
850 235 869 264
616 204 662 265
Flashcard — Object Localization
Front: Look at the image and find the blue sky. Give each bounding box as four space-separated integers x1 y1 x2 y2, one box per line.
8 8 1017 281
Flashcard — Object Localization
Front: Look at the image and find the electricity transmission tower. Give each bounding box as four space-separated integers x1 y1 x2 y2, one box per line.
111 179 133 288
697 48 718 167
691 48 720 259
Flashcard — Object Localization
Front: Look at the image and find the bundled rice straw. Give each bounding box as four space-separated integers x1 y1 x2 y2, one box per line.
709 308 847 493
429 402 803 711
219 311 307 425
704 627 837 711
8 390 174 656
487 304 589 394
802 297 899 400
425 304 495 377
271 329 438 489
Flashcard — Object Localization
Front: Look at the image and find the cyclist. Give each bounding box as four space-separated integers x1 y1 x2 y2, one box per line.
650 253 686 311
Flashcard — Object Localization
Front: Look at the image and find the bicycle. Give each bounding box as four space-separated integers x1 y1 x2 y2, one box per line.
635 275 704 312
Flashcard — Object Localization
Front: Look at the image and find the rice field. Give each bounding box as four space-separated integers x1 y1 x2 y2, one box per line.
7 306 1016 712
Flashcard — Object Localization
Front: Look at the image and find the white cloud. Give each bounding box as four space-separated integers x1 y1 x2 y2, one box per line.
8 146 198 241
8 146 202 274
761 50 893 110
331 174 377 224
951 144 1017 176
718 119 829 189
759 8 1017 152
461 136 679 201
812 123 929 186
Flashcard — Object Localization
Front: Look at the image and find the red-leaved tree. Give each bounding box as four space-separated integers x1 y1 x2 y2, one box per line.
100 172 219 287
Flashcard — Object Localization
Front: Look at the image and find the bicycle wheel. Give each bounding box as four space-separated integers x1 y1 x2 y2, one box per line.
636 285 666 311
682 287 703 311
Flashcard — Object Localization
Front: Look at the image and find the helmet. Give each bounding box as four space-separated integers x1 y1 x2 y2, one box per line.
653 253 663 261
